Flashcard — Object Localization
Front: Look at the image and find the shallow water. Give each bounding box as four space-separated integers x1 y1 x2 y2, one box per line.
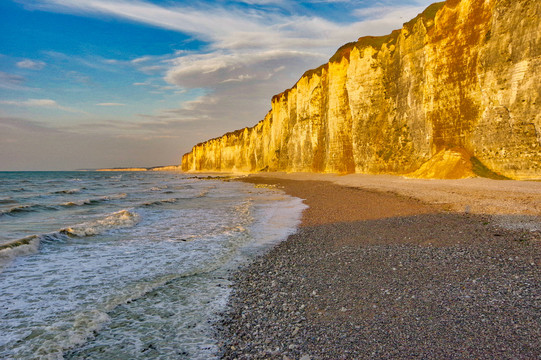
0 171 305 359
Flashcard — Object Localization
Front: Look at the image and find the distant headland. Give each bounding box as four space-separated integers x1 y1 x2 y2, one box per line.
96 165 182 172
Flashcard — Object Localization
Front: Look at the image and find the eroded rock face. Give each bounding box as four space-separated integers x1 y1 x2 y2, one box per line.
182 0 541 180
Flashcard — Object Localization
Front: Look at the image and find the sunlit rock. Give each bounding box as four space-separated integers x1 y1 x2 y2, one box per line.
182 0 540 180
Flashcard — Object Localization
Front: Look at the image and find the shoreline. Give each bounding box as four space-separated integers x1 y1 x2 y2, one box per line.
218 175 541 359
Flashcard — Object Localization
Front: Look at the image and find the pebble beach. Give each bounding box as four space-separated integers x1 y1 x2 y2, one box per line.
218 175 541 359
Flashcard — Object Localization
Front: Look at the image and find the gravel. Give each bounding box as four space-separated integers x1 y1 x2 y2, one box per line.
217 178 541 359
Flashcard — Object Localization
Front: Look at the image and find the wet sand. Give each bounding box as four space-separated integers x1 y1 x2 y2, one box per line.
218 175 541 359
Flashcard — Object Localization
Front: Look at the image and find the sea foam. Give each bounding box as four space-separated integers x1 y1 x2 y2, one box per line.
60 209 139 237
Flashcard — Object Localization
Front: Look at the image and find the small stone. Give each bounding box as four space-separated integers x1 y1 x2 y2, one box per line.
300 355 311 360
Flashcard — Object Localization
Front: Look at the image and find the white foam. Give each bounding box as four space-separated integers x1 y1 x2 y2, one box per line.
61 199 92 207
61 209 139 237
54 188 81 194
36 310 111 360
59 193 127 207
0 235 40 272
247 189 307 249
0 174 308 359
0 204 33 216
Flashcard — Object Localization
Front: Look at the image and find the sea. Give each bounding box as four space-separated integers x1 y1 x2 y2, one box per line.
0 171 306 359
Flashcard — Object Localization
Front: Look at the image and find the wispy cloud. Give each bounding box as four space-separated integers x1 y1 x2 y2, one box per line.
16 59 46 70
0 116 64 135
26 0 435 91
96 102 126 106
0 98 84 113
24 0 430 52
0 71 30 90
131 56 154 64
164 49 323 89
9 0 436 169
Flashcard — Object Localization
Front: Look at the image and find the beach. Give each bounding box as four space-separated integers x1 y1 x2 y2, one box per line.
219 174 541 359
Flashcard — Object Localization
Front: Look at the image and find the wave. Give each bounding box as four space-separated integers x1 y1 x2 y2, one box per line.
0 204 52 217
0 197 17 204
60 210 139 237
141 198 178 207
0 235 40 252
60 200 92 207
42 262 229 358
37 309 112 360
104 193 127 200
53 188 82 194
0 235 41 271
34 272 185 358
59 193 127 207
1 210 138 269
197 190 209 198
1 209 140 272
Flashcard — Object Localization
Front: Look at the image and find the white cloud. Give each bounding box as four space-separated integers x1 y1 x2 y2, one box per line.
16 59 46 70
1 98 55 107
354 5 429 23
0 98 83 113
164 49 323 89
221 74 255 83
96 102 126 106
26 0 418 52
131 56 153 64
18 0 438 166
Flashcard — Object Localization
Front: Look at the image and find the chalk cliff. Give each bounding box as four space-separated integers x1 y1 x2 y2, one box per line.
182 0 540 180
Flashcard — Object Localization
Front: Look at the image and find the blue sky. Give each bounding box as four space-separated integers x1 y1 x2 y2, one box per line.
0 0 435 170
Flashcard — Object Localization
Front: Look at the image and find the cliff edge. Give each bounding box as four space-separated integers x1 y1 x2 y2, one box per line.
182 0 540 180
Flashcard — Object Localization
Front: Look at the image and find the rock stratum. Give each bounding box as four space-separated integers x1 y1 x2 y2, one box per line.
182 0 540 180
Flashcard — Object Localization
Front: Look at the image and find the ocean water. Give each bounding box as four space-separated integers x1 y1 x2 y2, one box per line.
0 171 306 359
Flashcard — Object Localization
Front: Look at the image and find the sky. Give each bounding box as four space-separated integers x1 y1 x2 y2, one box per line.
0 0 436 170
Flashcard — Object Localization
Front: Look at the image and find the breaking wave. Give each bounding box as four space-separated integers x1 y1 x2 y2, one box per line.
141 198 178 207
0 204 52 217
0 194 129 216
59 193 127 207
53 188 82 194
1 210 140 270
60 210 139 237
0 236 41 271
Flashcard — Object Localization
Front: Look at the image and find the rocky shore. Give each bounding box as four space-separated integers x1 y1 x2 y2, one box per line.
218 177 541 359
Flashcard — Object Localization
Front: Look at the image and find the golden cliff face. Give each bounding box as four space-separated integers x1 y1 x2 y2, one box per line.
182 0 541 180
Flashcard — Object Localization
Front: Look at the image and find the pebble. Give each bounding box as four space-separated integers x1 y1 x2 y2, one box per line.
217 179 541 359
